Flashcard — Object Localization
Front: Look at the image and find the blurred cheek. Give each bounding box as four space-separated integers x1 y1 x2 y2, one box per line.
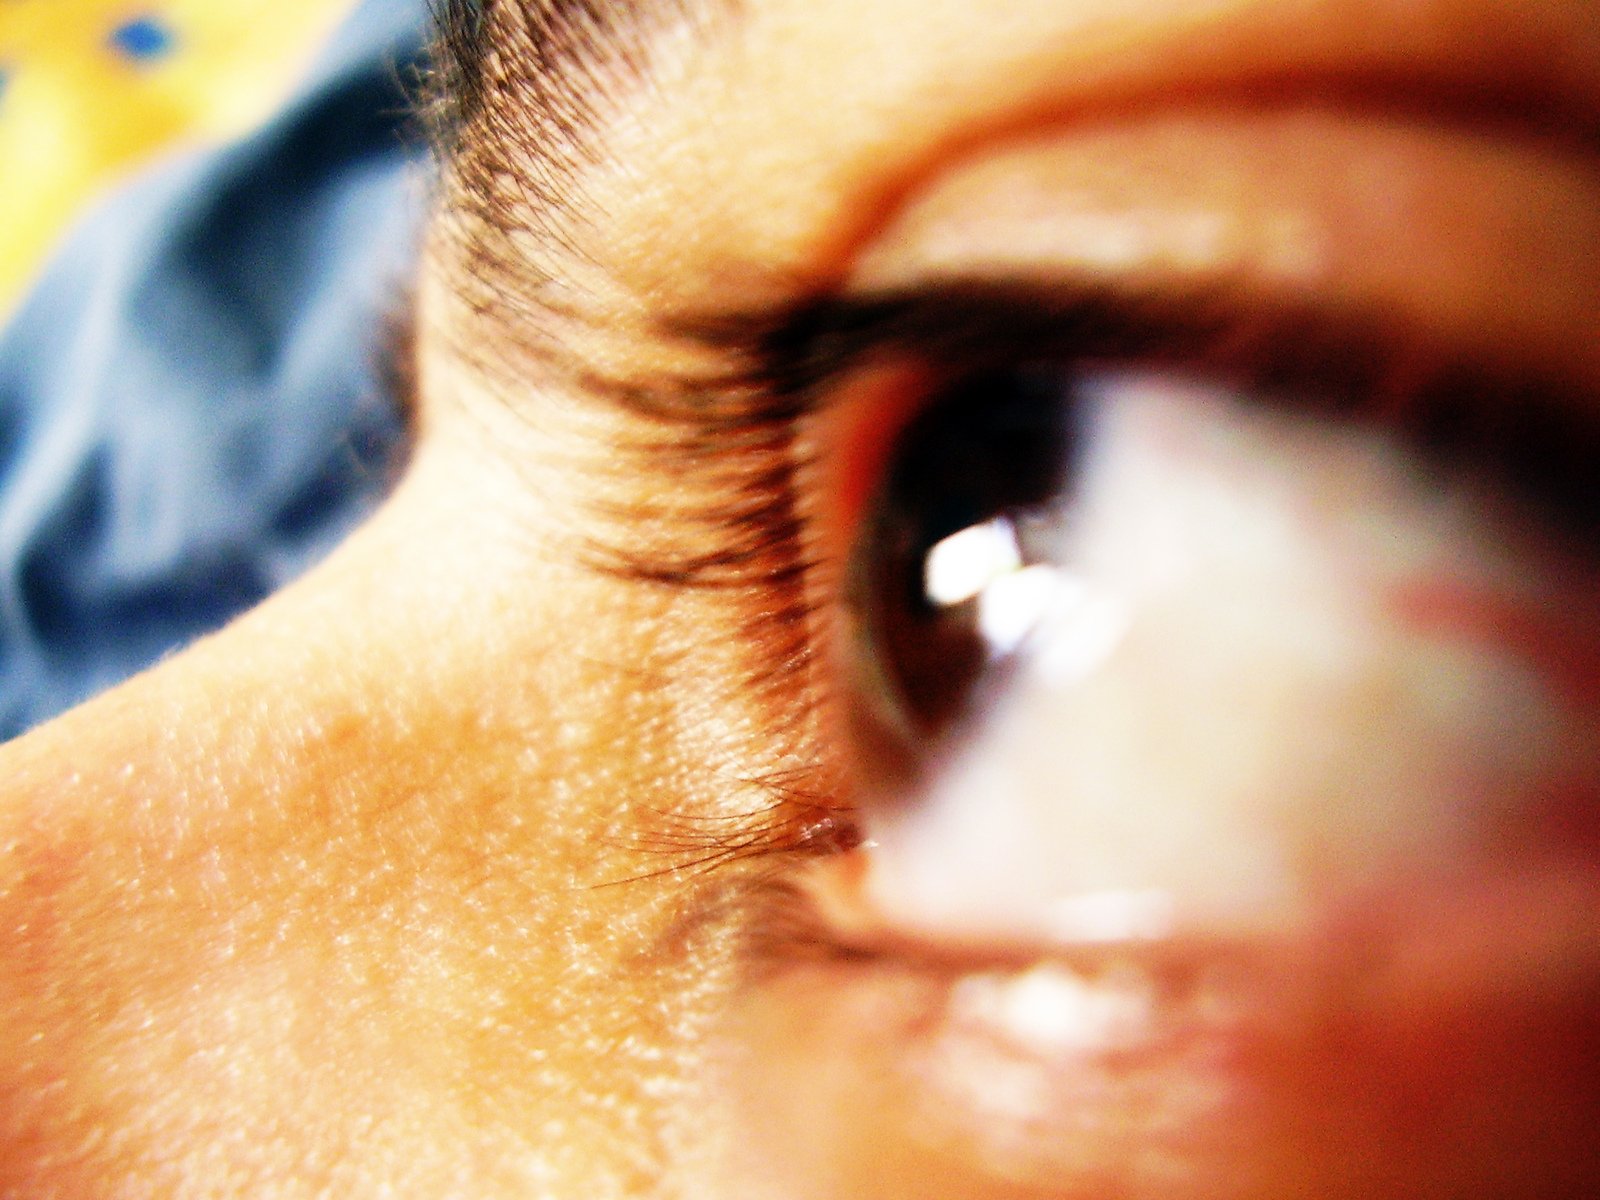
0 434 752 1195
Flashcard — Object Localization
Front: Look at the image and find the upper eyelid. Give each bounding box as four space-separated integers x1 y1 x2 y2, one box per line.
594 238 1600 591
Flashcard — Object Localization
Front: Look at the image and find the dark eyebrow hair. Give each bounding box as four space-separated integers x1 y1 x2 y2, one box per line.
428 0 693 153
425 0 491 143
425 0 726 374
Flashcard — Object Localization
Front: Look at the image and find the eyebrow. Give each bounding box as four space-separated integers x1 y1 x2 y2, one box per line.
429 0 725 357
430 0 701 149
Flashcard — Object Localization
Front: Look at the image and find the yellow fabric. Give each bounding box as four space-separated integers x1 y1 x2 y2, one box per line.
0 0 359 313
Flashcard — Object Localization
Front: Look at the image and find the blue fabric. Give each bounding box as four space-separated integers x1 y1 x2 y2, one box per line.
0 0 433 738
109 17 179 63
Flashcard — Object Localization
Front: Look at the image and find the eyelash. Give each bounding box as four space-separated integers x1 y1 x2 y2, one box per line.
587 276 1598 881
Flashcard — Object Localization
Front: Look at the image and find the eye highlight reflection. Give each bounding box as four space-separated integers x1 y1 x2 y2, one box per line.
845 364 1086 750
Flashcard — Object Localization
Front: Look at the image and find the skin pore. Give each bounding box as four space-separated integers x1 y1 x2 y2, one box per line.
2 0 1597 1196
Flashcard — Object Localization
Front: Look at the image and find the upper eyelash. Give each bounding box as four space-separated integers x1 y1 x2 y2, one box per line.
575 355 821 721
609 274 1596 577
708 275 1598 534
566 354 837 882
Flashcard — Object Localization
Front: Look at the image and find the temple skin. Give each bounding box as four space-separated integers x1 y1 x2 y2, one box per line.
3 0 1598 1196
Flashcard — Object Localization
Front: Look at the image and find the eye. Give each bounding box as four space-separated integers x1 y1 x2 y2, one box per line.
846 365 1082 752
839 350 1600 899
847 362 1299 785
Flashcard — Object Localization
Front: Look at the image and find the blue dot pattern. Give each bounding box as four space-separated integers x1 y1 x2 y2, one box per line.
110 16 176 62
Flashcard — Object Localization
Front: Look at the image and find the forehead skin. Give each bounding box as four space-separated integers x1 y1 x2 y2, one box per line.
0 0 1596 1196
570 0 1595 277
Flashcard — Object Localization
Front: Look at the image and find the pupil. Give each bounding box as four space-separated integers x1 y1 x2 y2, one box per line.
850 367 1081 749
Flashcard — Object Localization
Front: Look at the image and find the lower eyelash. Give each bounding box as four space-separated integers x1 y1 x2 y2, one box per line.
599 773 858 886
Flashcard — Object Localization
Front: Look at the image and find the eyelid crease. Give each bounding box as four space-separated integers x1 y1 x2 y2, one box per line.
678 274 1600 532
698 276 1588 408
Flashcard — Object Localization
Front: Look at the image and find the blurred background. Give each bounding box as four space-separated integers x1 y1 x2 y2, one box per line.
0 0 431 737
